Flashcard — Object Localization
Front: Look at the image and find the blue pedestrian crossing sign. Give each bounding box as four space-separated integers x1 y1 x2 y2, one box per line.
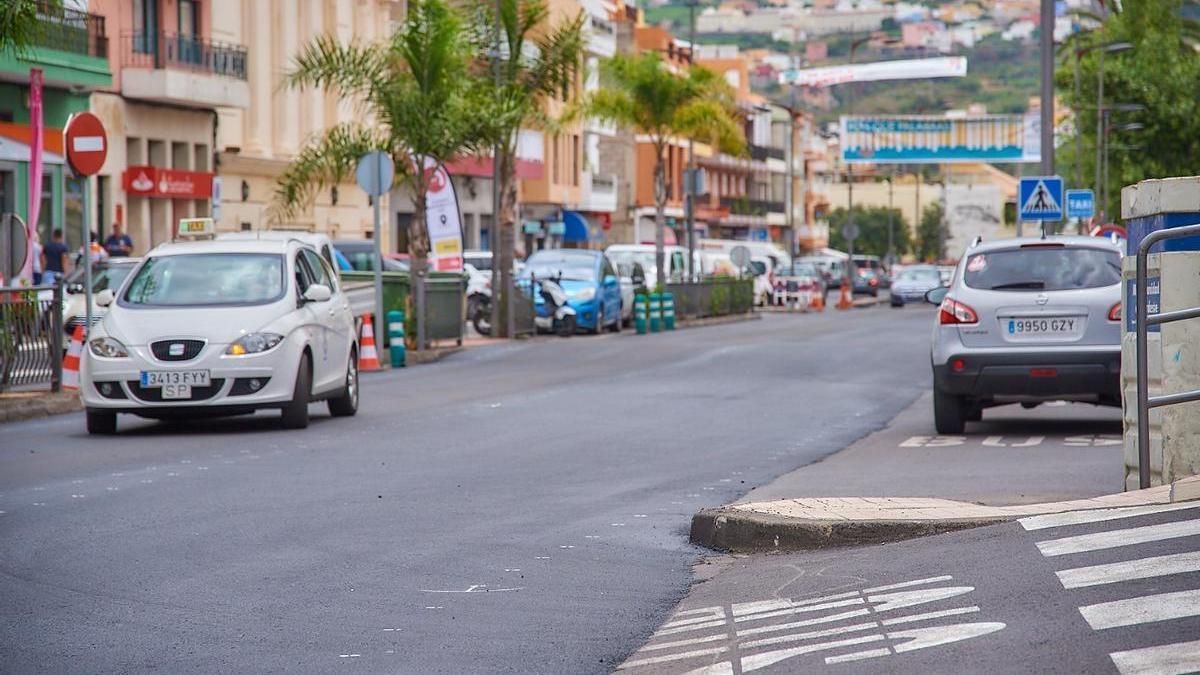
1019 175 1064 221
1066 189 1095 219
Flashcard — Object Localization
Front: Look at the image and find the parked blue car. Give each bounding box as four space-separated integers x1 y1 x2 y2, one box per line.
521 249 623 333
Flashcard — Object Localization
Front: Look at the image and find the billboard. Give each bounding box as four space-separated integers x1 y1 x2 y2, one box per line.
779 56 967 88
840 114 1042 164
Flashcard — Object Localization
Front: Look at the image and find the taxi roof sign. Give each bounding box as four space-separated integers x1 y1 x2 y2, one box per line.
177 217 215 238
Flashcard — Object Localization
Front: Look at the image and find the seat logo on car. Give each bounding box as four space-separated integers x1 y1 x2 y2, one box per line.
169 343 185 357
1035 293 1049 305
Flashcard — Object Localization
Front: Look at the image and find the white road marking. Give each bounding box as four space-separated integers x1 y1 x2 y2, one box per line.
653 619 727 637
1057 551 1200 589
889 623 1006 654
621 646 729 668
1079 589 1200 630
825 647 892 663
868 586 975 612
639 633 728 652
899 436 965 447
863 575 954 593
879 606 980 626
732 598 865 623
736 609 870 638
982 436 1044 448
419 584 522 593
1109 638 1200 675
741 635 884 671
1036 519 1200 556
1019 501 1200 531
681 663 733 675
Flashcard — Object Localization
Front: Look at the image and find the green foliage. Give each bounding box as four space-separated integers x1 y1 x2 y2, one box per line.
0 0 60 56
826 206 911 259
915 202 948 262
1056 0 1200 221
276 0 490 259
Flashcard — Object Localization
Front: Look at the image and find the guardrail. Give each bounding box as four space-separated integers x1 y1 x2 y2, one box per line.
1134 222 1200 489
0 285 63 393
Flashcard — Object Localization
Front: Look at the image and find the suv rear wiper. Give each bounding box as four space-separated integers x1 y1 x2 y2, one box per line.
990 281 1045 290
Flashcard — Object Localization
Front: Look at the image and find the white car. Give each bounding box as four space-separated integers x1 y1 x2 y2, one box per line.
81 232 358 434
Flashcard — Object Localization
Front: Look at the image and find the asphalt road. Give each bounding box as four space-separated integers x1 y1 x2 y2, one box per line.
1 308 937 673
621 502 1200 675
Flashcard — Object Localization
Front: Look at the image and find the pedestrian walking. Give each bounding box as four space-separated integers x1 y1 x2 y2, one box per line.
41 228 68 286
31 230 43 285
103 223 133 257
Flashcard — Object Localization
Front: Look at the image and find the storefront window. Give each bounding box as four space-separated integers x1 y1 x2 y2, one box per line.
37 173 54 241
64 175 84 252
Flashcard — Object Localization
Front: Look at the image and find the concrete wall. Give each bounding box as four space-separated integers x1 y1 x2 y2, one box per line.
1120 176 1200 489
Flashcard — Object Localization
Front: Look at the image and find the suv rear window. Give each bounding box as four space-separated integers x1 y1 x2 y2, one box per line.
963 247 1120 292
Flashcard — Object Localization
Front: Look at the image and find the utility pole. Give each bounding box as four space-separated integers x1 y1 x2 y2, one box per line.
844 35 869 290
1094 29 1105 224
685 0 697 279
1039 0 1054 176
886 167 894 267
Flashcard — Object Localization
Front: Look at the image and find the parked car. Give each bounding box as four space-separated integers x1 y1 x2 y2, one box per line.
81 226 358 434
62 257 140 337
852 255 890 291
219 231 336 269
333 239 408 273
605 244 690 285
889 265 943 307
926 236 1123 434
937 265 956 286
851 268 884 296
520 249 622 334
464 250 493 273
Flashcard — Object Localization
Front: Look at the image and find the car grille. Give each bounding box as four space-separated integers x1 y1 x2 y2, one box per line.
150 339 206 361
126 379 225 402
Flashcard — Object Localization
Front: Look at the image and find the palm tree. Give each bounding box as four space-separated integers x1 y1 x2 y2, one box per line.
276 0 489 273
582 52 745 288
0 0 60 56
466 0 585 337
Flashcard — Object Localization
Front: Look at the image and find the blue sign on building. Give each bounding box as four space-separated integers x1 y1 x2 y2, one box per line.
1126 277 1161 334
1019 176 1064 221
1066 189 1095 219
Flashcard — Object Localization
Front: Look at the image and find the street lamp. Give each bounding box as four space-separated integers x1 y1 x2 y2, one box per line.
1071 40 1132 197
1103 120 1144 215
1092 40 1133 222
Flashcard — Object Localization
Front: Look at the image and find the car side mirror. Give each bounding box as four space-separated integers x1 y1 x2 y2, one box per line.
95 289 115 307
604 274 616 285
924 286 949 305
303 283 332 303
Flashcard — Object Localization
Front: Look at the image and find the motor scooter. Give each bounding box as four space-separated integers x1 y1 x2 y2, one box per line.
533 276 577 337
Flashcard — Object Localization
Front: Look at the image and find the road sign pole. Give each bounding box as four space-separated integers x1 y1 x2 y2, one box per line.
372 170 383 352
83 173 92 338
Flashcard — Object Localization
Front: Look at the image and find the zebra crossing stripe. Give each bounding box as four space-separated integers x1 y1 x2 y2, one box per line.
1109 638 1200 675
1035 519 1200 557
1019 501 1200 531
1056 551 1200 589
1079 589 1200 630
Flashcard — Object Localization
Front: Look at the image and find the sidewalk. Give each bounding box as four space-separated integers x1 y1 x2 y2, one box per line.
0 390 82 424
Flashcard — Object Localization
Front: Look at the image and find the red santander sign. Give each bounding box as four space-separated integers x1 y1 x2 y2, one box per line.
64 112 108 176
123 165 214 199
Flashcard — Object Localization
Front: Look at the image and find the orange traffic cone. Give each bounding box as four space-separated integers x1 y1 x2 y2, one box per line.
62 323 84 390
836 283 853 310
810 286 825 312
358 313 382 371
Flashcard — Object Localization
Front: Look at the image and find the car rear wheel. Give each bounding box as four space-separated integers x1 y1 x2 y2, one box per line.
327 351 358 417
281 354 311 429
933 384 966 434
558 314 577 337
591 304 604 335
86 409 117 435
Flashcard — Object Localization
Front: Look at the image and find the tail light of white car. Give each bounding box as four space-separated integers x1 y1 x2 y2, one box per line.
938 297 979 325
1108 302 1121 322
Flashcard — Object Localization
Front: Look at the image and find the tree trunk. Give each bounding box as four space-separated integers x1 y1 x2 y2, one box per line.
492 145 518 338
410 190 429 351
653 155 667 290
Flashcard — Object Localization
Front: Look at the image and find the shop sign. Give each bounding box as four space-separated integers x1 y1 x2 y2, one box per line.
123 165 214 199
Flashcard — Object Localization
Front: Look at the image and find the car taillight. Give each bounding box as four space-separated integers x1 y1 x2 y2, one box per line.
869 277 878 287
938 297 979 325
1108 302 1121 322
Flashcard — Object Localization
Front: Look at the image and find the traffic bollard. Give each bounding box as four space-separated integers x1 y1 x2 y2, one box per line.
649 293 661 333
634 294 647 334
387 309 406 367
662 291 675 331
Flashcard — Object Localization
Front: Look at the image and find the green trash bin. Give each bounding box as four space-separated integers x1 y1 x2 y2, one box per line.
662 292 676 331
649 293 662 333
634 294 648 334
387 309 406 368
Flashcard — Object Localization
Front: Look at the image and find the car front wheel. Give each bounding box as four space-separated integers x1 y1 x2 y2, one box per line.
281 354 311 429
933 382 966 435
327 351 358 417
86 409 117 435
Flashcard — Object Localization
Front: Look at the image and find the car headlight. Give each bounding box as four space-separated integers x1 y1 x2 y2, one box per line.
89 337 129 358
572 287 596 301
225 332 284 356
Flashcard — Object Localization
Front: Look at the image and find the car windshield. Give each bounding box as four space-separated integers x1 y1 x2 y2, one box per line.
69 262 136 293
122 253 285 306
465 256 493 271
897 268 941 283
522 252 597 281
963 247 1121 292
607 250 656 279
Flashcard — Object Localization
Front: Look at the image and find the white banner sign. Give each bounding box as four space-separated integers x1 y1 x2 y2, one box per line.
780 56 967 88
422 158 464 272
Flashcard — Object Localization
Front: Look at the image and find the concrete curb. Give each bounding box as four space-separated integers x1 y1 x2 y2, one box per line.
405 345 464 365
690 508 1000 553
677 312 761 329
0 391 83 424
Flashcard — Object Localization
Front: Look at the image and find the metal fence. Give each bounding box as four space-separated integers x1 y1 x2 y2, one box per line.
666 277 755 320
122 31 248 80
1134 223 1200 489
0 286 63 392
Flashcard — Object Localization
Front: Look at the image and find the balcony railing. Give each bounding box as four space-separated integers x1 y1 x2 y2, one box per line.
31 1 108 58
720 195 786 216
122 31 248 80
749 144 786 162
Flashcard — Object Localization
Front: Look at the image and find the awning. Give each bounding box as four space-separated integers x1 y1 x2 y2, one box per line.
563 210 589 242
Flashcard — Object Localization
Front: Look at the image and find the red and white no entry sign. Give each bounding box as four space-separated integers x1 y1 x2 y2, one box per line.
64 112 108 176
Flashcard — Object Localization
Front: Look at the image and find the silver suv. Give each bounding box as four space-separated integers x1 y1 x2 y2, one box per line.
925 236 1123 434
